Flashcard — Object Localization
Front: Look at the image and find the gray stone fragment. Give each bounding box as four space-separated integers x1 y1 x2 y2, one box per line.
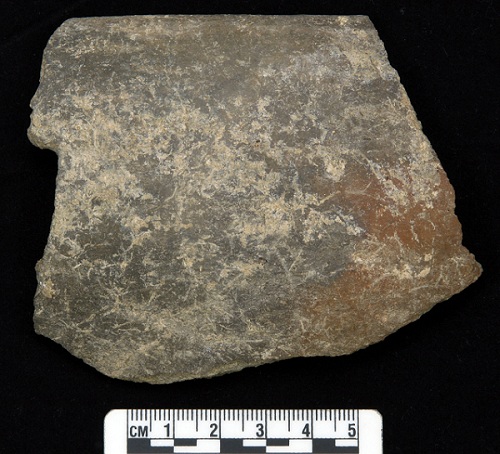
28 15 481 384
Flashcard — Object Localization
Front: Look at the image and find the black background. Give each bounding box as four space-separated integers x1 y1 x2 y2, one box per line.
1 1 498 453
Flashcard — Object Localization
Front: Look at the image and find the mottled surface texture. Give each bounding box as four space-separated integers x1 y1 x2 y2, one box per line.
28 15 481 384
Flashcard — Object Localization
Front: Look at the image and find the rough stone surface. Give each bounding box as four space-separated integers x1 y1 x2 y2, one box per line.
28 15 481 384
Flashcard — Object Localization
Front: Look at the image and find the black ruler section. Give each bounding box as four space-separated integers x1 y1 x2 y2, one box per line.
312 439 359 453
220 440 266 453
174 439 197 446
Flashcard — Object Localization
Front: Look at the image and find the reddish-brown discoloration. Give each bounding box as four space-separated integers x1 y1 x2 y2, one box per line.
298 159 481 356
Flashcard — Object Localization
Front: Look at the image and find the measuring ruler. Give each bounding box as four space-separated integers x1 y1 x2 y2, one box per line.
105 409 382 454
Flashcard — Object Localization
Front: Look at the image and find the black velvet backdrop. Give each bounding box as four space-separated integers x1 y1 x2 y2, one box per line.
1 1 498 453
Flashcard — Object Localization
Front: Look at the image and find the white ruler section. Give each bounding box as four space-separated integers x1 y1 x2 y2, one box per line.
105 409 382 454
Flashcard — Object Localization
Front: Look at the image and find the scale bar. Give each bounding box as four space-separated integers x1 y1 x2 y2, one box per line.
104 409 381 454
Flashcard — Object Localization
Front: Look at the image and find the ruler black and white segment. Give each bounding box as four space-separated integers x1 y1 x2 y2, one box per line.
104 409 382 454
